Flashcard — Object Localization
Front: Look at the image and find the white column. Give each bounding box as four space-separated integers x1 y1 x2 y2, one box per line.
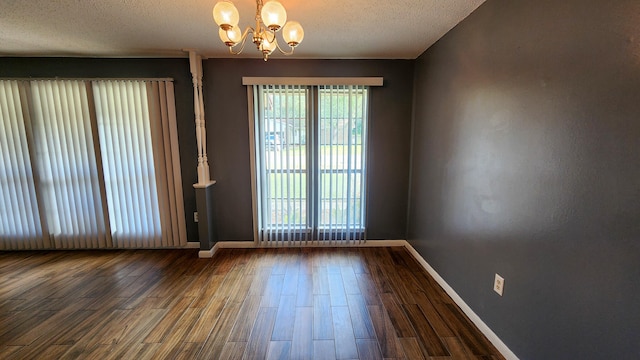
189 50 211 184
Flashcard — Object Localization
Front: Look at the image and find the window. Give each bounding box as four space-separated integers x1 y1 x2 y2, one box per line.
0 79 185 249
251 84 369 245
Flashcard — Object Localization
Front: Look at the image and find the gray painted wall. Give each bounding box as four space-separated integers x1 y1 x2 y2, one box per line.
407 0 640 358
203 59 414 241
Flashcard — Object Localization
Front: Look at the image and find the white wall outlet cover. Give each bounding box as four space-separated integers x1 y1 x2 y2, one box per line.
194 212 199 223
494 273 505 296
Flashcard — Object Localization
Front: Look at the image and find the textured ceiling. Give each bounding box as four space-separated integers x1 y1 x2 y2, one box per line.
0 0 485 59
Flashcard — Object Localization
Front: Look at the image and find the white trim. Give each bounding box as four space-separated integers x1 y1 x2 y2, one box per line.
198 248 216 258
242 77 383 86
197 240 404 257
193 180 216 189
247 86 260 246
198 241 219 258
185 241 200 249
402 241 519 360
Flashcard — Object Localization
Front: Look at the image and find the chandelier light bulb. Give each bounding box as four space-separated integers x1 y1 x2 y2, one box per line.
219 27 242 46
261 36 277 54
261 1 287 31
282 21 304 46
213 1 239 30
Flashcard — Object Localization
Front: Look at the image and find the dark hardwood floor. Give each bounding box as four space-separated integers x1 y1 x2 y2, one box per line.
0 247 504 359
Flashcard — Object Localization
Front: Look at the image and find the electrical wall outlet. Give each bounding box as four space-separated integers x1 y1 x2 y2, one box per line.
494 273 505 296
194 212 199 223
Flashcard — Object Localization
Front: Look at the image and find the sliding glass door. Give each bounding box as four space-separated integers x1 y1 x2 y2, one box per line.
253 84 368 245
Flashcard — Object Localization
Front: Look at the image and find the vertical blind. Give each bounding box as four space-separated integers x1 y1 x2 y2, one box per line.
255 85 309 245
0 81 46 249
30 80 109 249
0 79 186 250
317 85 368 242
252 84 368 246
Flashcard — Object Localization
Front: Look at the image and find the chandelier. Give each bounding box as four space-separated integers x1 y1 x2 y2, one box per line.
212 0 304 61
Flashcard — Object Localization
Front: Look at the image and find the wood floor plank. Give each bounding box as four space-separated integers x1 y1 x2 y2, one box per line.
144 296 195 343
228 295 262 342
414 290 455 337
313 266 330 295
296 271 314 307
0 345 23 359
385 267 418 305
281 264 299 297
399 337 426 360
42 344 74 359
313 295 334 340
266 341 291 360
261 274 285 308
244 307 277 359
379 293 416 338
355 272 381 306
272 295 296 341
59 308 132 357
368 305 405 359
248 266 272 296
229 267 257 306
356 338 383 360
411 270 453 305
271 249 289 275
185 295 229 343
102 299 164 343
0 310 55 345
331 306 359 359
436 303 495 356
151 307 201 358
9 306 95 346
195 303 242 360
313 339 337 360
369 264 395 294
347 249 368 275
328 272 348 306
346 294 376 339
170 342 204 360
403 303 450 357
117 342 161 360
190 273 226 308
0 247 505 360
291 306 313 360
100 309 167 359
183 260 216 298
219 341 246 360
54 306 124 347
214 250 242 275
443 336 472 358
341 266 360 295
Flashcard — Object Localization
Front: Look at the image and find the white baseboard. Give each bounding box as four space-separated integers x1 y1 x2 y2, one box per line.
402 241 519 360
197 239 406 258
217 241 256 248
185 242 200 249
195 238 517 359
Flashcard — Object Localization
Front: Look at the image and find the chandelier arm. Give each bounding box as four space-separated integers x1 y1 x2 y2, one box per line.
228 27 254 55
264 30 277 44
275 40 295 56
